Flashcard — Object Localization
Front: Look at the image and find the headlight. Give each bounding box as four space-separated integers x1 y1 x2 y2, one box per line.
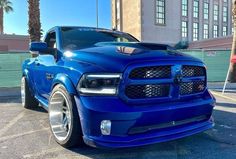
77 73 122 95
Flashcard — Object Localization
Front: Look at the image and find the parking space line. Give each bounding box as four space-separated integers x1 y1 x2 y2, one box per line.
211 91 236 102
0 111 25 137
0 127 49 143
214 106 236 113
23 147 64 159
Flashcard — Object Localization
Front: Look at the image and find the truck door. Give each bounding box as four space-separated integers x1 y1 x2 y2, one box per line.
33 31 57 99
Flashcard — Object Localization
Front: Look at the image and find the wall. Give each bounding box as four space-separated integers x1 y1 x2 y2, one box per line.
0 50 231 88
121 0 142 40
189 35 233 49
141 0 181 45
0 34 29 52
0 52 30 87
181 49 231 82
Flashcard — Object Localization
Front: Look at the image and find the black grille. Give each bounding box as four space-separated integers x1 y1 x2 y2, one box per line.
180 81 206 95
125 84 170 99
128 115 208 135
182 66 205 77
129 66 171 79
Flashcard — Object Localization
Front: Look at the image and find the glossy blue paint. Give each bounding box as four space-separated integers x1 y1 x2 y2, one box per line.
51 73 77 94
22 26 215 148
29 42 48 52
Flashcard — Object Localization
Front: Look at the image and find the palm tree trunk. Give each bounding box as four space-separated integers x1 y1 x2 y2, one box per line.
28 0 41 42
229 0 236 82
0 7 3 34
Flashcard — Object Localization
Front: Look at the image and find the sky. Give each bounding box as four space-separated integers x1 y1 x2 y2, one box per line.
4 0 111 35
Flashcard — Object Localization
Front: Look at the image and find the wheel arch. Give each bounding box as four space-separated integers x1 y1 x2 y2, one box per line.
22 68 29 79
22 68 36 94
51 73 77 95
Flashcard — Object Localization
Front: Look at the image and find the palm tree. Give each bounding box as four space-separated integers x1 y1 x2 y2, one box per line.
28 0 41 42
0 0 13 34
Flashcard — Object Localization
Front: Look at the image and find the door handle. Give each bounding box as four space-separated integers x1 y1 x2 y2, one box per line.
35 59 40 66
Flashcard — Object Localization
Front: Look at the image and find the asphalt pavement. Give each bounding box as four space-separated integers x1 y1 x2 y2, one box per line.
0 84 235 159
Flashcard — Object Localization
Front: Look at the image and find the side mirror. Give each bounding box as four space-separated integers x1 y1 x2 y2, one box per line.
29 42 48 52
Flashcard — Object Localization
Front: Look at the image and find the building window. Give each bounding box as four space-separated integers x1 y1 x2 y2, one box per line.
203 24 209 39
155 0 165 25
182 0 188 17
213 4 219 21
182 21 188 38
223 26 227 36
213 25 218 38
223 0 228 3
203 2 209 20
193 22 199 41
193 0 199 18
223 7 228 23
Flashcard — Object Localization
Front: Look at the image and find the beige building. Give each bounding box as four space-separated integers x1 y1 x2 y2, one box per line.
112 0 233 45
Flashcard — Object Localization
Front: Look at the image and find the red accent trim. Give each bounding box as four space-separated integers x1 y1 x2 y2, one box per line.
231 55 236 63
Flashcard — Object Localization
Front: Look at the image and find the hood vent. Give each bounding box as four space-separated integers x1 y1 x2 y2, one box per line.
95 42 173 51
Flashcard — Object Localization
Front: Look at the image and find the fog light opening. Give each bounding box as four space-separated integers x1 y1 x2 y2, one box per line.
100 120 111 135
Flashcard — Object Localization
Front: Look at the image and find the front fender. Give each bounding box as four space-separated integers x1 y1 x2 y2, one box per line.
52 74 77 95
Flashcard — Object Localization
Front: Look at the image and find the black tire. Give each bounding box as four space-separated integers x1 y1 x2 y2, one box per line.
49 84 83 148
21 77 39 109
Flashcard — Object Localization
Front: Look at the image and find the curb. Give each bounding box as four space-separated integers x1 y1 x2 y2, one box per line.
0 87 21 98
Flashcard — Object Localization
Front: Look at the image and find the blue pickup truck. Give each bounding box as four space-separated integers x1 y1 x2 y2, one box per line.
21 26 215 148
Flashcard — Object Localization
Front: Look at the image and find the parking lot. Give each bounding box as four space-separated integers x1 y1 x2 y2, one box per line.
0 85 236 159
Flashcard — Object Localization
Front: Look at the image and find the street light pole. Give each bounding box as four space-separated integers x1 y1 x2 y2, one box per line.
96 0 99 28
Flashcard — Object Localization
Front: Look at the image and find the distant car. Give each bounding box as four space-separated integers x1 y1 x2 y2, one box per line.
21 26 215 148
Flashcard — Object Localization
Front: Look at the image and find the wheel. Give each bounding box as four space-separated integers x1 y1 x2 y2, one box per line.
21 76 39 109
49 84 83 148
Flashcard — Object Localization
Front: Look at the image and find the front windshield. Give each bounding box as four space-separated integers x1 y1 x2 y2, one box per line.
61 27 139 50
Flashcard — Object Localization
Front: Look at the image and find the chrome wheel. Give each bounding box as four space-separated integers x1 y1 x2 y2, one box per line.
21 77 25 106
49 91 72 142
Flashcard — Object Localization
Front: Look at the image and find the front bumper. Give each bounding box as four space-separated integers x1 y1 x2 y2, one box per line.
75 91 215 148
83 119 213 148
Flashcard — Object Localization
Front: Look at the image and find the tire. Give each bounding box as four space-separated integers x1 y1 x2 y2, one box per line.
21 76 39 109
49 84 83 148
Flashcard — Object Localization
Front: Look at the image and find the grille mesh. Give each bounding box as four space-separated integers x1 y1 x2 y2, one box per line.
126 65 206 99
180 81 206 95
182 66 205 77
129 66 171 79
125 84 170 99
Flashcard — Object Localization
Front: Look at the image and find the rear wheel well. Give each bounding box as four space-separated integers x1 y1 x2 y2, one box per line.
21 76 39 109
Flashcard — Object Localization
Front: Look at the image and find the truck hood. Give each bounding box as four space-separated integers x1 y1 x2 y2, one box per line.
64 42 202 72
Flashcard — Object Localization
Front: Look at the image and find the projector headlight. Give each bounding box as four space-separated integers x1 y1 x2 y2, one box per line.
77 73 122 95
